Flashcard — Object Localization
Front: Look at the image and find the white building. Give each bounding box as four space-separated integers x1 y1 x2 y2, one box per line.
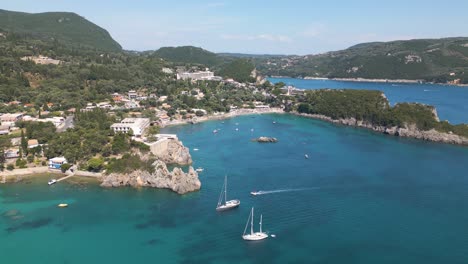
97 102 113 109
111 118 150 137
128 90 138 100
36 117 65 127
49 157 68 169
177 70 215 81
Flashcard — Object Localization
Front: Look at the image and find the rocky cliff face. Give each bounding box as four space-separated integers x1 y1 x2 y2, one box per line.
155 139 193 165
298 113 468 146
100 160 201 194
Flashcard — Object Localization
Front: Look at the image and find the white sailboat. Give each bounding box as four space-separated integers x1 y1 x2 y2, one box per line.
242 207 268 241
216 176 240 211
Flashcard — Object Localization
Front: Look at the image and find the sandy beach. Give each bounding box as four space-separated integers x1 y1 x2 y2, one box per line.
0 167 62 183
161 107 284 127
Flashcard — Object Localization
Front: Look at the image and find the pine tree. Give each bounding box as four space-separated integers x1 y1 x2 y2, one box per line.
20 130 28 156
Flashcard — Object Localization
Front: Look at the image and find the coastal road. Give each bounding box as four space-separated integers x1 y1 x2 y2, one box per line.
57 116 74 133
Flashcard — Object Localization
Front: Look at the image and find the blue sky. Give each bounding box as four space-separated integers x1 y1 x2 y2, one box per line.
3 0 468 54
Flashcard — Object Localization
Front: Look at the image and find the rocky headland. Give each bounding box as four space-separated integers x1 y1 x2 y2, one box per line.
101 138 200 194
101 160 201 194
296 113 468 146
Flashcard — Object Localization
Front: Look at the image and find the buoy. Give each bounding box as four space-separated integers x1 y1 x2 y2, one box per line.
58 203 68 208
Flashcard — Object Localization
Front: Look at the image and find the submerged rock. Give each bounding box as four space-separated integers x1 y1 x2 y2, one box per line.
100 160 201 194
252 136 278 143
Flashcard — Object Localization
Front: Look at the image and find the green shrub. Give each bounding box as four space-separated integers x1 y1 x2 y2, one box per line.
61 163 72 173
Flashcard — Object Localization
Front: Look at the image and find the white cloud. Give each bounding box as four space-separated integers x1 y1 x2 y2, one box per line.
221 34 293 43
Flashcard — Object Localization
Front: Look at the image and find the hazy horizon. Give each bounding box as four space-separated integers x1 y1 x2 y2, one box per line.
2 0 468 55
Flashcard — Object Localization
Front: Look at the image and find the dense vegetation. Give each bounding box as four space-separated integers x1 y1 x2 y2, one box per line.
296 89 468 136
254 38 468 83
152 46 223 67
217 59 255 83
0 9 122 51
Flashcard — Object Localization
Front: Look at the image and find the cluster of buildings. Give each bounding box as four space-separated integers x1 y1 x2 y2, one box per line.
281 85 305 96
176 69 222 81
20 55 61 65
0 113 66 137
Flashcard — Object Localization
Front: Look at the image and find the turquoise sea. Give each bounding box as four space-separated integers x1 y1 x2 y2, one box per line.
269 77 468 124
2 112 468 263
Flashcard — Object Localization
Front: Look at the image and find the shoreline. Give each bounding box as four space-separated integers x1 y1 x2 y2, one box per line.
3 108 465 181
0 166 101 184
165 108 468 146
292 112 468 146
161 107 284 127
269 76 468 87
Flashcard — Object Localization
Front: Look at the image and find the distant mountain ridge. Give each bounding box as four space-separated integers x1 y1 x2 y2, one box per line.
0 9 122 51
255 37 468 84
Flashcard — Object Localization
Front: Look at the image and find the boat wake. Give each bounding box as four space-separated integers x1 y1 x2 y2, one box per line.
252 188 318 195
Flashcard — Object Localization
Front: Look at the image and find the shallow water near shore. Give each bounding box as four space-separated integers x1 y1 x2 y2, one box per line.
2 114 468 263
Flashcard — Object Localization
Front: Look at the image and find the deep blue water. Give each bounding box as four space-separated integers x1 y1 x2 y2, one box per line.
269 78 468 124
2 114 468 263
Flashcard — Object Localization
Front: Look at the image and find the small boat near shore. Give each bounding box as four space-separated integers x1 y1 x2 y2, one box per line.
196 167 204 172
216 176 240 211
193 148 199 151
213 129 218 134
48 179 57 185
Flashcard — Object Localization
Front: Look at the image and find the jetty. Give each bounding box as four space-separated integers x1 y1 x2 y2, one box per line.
56 174 74 182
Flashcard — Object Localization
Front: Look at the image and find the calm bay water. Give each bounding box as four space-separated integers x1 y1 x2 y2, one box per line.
269 77 468 124
2 114 468 263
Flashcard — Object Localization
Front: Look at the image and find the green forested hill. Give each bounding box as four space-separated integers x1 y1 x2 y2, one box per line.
256 37 468 83
0 9 122 51
152 46 223 66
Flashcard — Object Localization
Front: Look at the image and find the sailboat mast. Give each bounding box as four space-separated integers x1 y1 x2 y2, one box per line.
224 176 227 204
260 214 263 233
251 207 254 235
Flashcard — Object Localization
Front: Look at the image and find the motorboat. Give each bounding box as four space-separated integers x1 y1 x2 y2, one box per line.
195 167 204 172
304 154 309 159
250 191 264 196
48 179 57 185
58 203 68 208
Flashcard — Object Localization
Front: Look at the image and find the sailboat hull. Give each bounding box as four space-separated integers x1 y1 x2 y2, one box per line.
242 232 269 241
216 199 240 211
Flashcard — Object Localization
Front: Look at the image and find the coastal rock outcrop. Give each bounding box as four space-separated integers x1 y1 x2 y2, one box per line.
297 113 468 146
100 160 201 194
252 136 278 143
151 139 192 165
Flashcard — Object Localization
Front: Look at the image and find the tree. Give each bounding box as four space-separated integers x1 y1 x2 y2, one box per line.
20 130 28 156
0 150 5 169
60 163 72 173
195 110 205 117
87 157 104 172
147 125 160 136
